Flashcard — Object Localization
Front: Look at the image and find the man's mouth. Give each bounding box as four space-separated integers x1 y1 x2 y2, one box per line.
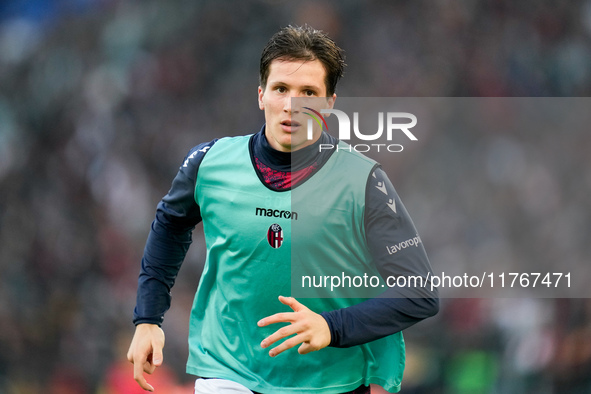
280 120 301 132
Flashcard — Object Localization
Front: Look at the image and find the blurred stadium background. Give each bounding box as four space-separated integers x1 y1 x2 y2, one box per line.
1 0 591 393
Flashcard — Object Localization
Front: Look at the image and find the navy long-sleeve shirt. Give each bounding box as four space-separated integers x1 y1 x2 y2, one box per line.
134 126 438 347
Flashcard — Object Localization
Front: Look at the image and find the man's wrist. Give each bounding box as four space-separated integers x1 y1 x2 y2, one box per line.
320 311 339 347
133 318 163 327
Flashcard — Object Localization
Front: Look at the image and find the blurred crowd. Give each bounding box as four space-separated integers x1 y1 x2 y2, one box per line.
0 0 590 393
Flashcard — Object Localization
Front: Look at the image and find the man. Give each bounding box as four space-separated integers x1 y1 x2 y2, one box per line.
128 25 438 393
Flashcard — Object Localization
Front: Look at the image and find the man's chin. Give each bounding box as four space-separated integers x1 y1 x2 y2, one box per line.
272 138 293 152
267 132 314 152
289 138 317 152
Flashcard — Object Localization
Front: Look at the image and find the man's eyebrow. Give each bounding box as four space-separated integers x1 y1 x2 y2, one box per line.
300 85 321 91
266 80 286 86
267 81 322 91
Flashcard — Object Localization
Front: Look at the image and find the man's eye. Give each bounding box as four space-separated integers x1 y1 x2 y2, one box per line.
276 86 287 93
305 90 316 96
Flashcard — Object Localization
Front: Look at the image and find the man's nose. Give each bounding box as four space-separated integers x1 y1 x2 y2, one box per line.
284 95 302 113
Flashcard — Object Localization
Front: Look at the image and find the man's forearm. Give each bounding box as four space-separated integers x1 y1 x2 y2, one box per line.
133 210 193 325
132 141 214 325
322 295 438 348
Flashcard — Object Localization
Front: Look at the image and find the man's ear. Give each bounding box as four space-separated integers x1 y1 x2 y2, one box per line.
328 93 337 109
258 86 265 110
324 93 337 117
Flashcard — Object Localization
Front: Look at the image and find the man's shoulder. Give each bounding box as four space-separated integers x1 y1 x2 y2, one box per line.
212 134 253 147
332 140 379 170
181 139 219 170
202 134 253 156
185 134 253 157
190 134 256 171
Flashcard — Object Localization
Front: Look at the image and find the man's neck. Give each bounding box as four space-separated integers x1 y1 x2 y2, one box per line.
258 126 329 171
249 125 338 190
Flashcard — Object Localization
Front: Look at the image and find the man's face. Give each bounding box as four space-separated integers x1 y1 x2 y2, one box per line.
258 58 336 152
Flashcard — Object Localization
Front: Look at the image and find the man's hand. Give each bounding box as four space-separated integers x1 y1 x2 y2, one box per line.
257 296 331 357
127 324 165 392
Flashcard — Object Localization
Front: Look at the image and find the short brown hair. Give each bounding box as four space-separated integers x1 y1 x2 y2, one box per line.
259 25 345 96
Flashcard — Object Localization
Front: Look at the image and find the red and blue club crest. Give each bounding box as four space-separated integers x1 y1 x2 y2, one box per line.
267 223 283 248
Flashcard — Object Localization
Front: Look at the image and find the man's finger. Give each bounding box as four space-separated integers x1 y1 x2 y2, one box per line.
134 357 154 392
257 312 296 327
261 323 301 348
278 295 305 312
298 341 316 355
126 348 134 363
144 359 156 375
268 333 306 357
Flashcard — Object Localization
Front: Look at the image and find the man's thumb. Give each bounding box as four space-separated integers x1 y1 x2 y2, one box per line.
152 348 163 366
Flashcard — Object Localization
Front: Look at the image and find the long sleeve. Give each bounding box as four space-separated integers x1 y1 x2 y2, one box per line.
321 167 439 347
133 140 217 325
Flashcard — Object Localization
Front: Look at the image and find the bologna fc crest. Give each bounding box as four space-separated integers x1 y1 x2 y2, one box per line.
267 223 283 248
